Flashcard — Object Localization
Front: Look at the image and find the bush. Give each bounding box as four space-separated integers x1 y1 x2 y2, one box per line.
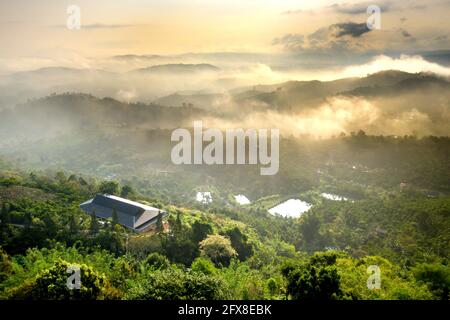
199 235 237 267
7 260 118 300
144 253 170 270
0 247 12 282
191 257 217 275
126 268 226 300
282 252 343 300
413 263 450 300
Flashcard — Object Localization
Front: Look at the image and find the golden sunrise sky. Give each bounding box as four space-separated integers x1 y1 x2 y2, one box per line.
1 0 449 57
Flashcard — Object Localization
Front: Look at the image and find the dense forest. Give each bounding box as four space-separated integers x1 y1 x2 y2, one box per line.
0 152 448 300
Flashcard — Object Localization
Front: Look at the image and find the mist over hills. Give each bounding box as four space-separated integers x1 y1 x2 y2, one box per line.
131 63 220 74
1 70 449 139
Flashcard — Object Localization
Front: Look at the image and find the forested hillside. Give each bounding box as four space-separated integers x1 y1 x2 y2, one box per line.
0 72 449 301
0 162 448 300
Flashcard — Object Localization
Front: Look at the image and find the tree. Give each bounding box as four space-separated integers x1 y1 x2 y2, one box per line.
0 247 12 282
299 213 320 246
120 185 136 199
98 181 120 195
161 233 199 266
78 177 88 186
223 227 253 261
55 171 67 184
266 278 279 297
0 202 10 230
199 235 237 267
175 210 182 231
191 257 217 275
282 251 342 300
191 220 213 243
125 268 226 300
144 253 170 270
111 208 119 227
69 215 79 235
8 260 113 300
155 212 164 233
89 211 100 235
413 263 450 300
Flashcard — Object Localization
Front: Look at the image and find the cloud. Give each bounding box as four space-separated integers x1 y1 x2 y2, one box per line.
328 2 391 15
272 34 305 52
339 54 450 78
400 29 412 38
283 0 449 17
82 24 134 29
203 93 449 138
331 22 371 38
273 22 373 54
51 23 135 30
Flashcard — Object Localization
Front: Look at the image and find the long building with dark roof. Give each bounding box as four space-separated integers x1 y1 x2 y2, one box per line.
80 194 164 232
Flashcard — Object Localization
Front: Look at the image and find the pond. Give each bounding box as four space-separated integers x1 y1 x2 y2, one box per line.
196 192 212 204
268 199 312 218
234 194 251 205
320 193 348 201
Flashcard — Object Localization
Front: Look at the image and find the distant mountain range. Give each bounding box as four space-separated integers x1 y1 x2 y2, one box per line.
131 63 220 74
154 70 450 111
1 69 449 137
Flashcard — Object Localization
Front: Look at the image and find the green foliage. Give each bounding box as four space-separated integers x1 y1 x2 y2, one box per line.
222 227 253 261
125 268 226 300
160 215 199 266
337 255 433 300
282 251 343 300
89 211 100 235
111 208 119 227
0 247 12 283
191 257 217 275
191 220 213 243
120 185 136 199
413 263 450 300
144 253 170 271
0 163 448 300
200 235 237 267
98 181 120 196
218 260 266 299
7 260 113 300
299 213 320 247
266 278 279 297
155 212 164 233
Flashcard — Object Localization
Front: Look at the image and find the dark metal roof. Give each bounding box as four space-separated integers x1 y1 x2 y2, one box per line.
90 194 144 216
79 194 164 232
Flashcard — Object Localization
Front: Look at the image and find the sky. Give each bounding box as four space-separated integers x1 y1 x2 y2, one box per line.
0 0 449 73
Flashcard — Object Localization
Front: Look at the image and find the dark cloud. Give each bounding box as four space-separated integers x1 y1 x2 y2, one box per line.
400 29 412 38
272 22 374 57
331 22 371 38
